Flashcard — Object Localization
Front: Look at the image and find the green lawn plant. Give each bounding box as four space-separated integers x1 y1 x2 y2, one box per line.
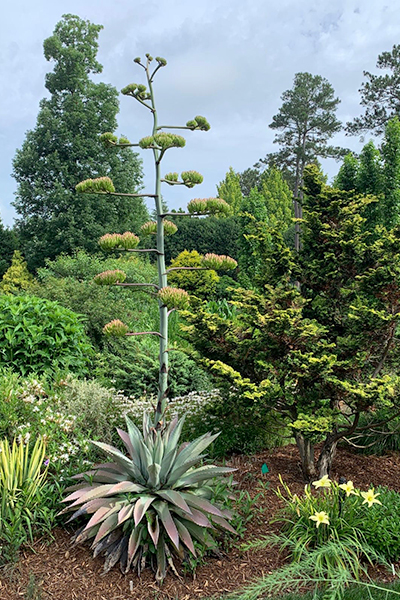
67 53 238 582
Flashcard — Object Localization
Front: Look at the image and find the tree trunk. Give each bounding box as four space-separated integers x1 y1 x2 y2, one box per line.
316 433 338 478
294 431 317 481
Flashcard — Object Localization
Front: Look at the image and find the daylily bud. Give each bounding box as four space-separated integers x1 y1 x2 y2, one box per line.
93 270 127 285
158 287 190 310
103 319 129 336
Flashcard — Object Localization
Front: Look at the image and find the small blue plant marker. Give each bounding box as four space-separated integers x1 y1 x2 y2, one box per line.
261 463 269 475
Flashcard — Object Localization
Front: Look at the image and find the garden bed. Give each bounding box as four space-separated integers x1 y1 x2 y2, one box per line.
2 444 400 600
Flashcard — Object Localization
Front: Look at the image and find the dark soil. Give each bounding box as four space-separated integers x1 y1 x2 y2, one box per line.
1 445 400 600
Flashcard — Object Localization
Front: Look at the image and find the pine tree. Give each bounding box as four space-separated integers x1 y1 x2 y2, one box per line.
12 15 147 269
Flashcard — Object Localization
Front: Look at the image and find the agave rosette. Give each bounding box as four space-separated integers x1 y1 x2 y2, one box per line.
61 415 235 581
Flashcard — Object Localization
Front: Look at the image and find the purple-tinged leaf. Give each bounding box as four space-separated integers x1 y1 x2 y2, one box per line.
155 536 167 584
103 536 128 573
153 501 179 549
211 514 237 534
83 505 113 531
92 529 121 557
117 503 134 525
148 514 160 546
107 481 145 495
93 512 119 545
116 428 135 458
62 486 97 503
174 518 196 556
67 484 115 508
134 496 155 526
182 493 224 517
156 490 192 514
183 507 211 527
126 527 143 573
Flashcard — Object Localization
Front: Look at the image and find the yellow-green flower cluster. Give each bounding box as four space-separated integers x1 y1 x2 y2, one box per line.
180 170 204 188
140 221 177 236
185 115 210 131
99 132 118 146
93 270 127 286
139 133 186 151
164 172 179 182
202 253 238 271
98 232 140 251
103 319 129 337
158 286 190 310
187 197 231 216
75 177 115 194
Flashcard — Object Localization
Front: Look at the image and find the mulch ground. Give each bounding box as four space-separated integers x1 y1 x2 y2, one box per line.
1 445 400 600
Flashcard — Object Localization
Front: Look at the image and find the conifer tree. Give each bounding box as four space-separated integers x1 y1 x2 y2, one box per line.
0 251 34 294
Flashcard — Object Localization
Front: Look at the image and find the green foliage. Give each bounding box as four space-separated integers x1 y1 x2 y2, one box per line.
12 14 147 270
260 167 294 230
0 437 53 564
0 250 34 294
362 487 400 561
217 167 243 214
0 220 19 279
168 250 219 300
346 44 400 135
183 166 400 478
345 408 400 455
0 295 93 376
61 415 235 581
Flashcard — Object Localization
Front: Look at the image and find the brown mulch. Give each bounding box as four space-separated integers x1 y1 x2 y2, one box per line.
1 445 400 600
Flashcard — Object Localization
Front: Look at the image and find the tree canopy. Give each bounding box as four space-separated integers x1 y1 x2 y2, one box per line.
12 14 147 270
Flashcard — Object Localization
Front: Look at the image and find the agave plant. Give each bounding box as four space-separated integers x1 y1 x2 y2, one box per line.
60 414 235 582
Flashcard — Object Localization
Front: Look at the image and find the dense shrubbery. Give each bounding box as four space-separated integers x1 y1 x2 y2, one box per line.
0 295 92 376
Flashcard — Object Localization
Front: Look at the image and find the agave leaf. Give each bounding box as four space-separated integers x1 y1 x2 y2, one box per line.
134 495 155 526
75 523 101 545
165 455 207 486
117 503 135 525
212 514 237 534
153 500 179 549
78 469 127 484
175 466 235 488
103 536 128 573
91 441 146 485
62 486 98 503
66 484 116 508
174 518 196 556
155 535 167 584
107 481 145 495
171 505 212 527
164 415 185 454
159 446 178 484
182 492 224 517
147 463 161 489
153 434 164 466
61 497 115 519
91 462 126 474
83 504 118 532
142 412 153 443
156 490 192 515
92 529 121 557
147 514 160 546
163 415 179 447
116 428 135 458
180 519 216 548
126 526 143 573
93 512 120 545
174 432 220 469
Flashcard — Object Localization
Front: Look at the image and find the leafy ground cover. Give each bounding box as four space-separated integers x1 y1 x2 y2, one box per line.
1 444 400 600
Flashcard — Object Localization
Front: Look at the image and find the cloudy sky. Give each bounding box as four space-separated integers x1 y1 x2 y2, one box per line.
1 0 399 226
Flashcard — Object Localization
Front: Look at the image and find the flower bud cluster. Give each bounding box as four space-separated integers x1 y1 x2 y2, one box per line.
164 172 179 182
139 133 186 151
121 83 151 100
99 132 118 146
158 286 190 310
187 197 231 216
75 177 115 194
202 253 238 271
93 270 127 286
98 232 140 251
140 220 177 236
186 115 210 131
181 171 203 188
103 319 129 336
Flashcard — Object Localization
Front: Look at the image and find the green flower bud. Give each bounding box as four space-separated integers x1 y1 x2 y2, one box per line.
202 253 237 271
145 54 153 61
158 287 189 310
140 221 158 235
164 172 179 182
163 220 178 235
75 177 115 194
119 232 140 249
134 57 141 64
119 136 130 145
156 57 167 66
205 197 231 215
187 198 209 214
137 84 147 93
98 233 122 251
93 270 127 285
121 83 138 95
99 132 118 146
139 136 155 149
153 133 186 150
194 115 211 131
103 319 129 336
186 120 197 130
181 171 203 188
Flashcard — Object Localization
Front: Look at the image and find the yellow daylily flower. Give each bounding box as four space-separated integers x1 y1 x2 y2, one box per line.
309 511 330 528
312 475 331 489
338 480 358 497
361 488 382 508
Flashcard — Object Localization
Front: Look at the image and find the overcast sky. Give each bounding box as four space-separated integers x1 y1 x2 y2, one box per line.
1 0 399 226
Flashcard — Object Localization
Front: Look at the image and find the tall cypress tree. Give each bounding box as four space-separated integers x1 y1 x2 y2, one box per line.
12 14 147 269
